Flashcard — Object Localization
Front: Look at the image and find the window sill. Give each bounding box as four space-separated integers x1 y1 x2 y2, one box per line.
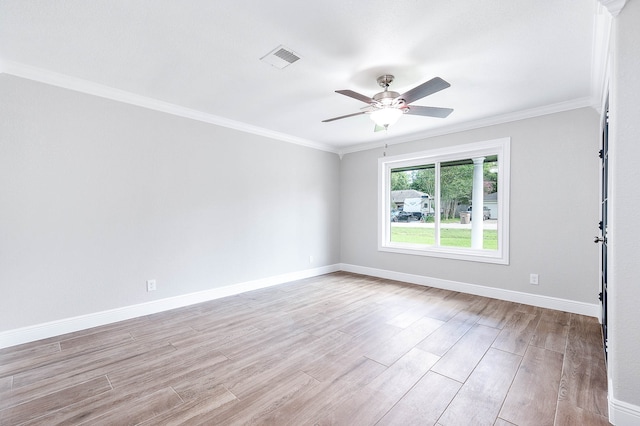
379 243 509 265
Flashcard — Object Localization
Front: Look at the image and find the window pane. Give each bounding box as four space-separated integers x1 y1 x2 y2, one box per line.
483 160 499 250
440 160 474 248
439 157 499 250
390 167 435 245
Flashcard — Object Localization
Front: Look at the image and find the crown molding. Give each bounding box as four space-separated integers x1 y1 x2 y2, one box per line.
338 96 597 156
1 60 599 159
598 0 627 16
0 60 339 155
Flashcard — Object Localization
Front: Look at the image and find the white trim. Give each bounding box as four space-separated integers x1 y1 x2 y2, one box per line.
0 262 601 350
592 4 613 115
609 394 640 425
0 61 338 154
0 264 340 349
340 263 600 318
598 0 628 16
0 61 597 158
379 138 510 265
379 245 509 265
338 97 595 156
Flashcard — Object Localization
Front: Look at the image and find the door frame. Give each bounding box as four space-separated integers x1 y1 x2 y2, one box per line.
598 94 609 357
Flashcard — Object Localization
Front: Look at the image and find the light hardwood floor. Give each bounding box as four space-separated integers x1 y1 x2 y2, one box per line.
0 272 610 425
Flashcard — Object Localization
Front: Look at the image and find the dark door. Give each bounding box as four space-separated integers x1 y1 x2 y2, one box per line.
597 99 609 357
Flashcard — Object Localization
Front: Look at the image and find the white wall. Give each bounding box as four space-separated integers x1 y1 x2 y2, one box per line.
609 0 640 419
340 108 600 304
0 75 341 332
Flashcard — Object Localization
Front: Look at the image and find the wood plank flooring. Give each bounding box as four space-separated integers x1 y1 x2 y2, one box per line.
0 272 610 425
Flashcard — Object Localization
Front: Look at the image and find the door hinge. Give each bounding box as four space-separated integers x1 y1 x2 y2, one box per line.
599 149 604 159
599 292 603 302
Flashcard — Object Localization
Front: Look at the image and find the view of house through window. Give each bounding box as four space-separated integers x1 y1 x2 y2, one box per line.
380 138 509 264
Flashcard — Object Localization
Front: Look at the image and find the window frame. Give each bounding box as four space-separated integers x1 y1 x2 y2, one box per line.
378 137 510 265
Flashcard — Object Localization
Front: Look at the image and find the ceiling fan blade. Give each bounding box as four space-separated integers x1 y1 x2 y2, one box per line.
322 111 366 123
398 77 450 105
336 90 375 104
404 105 453 118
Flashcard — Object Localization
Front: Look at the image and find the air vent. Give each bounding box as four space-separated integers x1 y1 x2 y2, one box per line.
260 45 301 69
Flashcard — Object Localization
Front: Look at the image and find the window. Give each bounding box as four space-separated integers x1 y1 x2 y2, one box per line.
379 138 510 264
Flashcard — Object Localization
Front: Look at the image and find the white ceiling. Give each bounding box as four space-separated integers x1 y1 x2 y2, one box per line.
0 1 608 153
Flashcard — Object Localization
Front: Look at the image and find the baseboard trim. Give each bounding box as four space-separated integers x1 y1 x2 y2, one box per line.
339 263 600 318
0 264 340 349
0 262 600 349
609 395 640 425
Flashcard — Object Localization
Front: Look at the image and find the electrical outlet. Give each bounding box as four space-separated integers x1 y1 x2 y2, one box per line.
529 273 539 285
146 279 157 292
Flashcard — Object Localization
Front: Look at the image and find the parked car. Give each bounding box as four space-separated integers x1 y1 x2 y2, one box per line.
392 211 421 222
467 206 491 220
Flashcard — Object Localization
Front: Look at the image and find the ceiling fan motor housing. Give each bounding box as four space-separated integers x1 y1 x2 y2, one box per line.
373 90 400 102
373 90 405 109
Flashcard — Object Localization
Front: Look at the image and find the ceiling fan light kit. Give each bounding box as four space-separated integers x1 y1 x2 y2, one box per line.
323 74 453 132
370 107 404 127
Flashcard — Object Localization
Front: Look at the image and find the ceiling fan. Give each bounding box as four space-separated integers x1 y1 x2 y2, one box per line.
322 74 453 131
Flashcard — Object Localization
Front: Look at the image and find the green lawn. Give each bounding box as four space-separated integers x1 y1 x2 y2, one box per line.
391 226 498 250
